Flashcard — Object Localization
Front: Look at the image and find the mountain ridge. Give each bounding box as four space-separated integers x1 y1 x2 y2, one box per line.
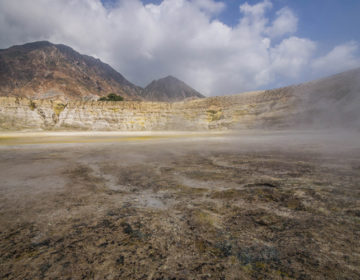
0 41 145 101
0 41 204 102
142 75 205 102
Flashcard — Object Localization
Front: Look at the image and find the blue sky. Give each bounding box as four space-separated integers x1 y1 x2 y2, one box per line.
104 0 360 50
268 0 360 50
1 0 360 95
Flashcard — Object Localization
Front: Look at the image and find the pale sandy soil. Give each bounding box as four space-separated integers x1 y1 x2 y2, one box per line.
0 131 226 145
0 131 359 279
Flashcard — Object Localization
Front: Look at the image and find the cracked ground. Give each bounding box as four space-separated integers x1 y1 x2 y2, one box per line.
0 131 359 279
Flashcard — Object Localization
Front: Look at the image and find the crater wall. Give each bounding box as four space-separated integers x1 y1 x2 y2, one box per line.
0 90 297 131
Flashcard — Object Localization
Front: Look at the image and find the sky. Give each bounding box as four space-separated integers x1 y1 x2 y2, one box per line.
0 0 359 96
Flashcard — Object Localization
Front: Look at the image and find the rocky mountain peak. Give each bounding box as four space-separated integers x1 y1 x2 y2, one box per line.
0 41 205 102
0 41 143 101
143 75 205 102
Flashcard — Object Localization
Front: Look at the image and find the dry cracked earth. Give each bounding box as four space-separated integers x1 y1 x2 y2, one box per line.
0 131 359 279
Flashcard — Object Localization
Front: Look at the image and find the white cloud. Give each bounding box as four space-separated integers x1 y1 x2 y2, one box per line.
239 0 272 18
0 0 359 96
267 7 298 38
192 0 225 15
312 41 360 77
238 0 272 36
271 37 316 78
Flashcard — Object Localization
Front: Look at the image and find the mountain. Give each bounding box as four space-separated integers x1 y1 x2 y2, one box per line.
0 41 143 101
142 75 205 102
0 41 205 102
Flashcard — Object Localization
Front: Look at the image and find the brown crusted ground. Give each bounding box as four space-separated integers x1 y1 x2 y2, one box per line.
0 132 359 279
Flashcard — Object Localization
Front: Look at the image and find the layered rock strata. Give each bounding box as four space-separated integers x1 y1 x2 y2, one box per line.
0 90 297 131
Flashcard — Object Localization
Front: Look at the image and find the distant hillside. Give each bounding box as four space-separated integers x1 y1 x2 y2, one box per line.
263 67 360 129
143 75 205 102
0 41 143 101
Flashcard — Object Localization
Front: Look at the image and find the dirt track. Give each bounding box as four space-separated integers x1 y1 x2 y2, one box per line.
0 131 359 279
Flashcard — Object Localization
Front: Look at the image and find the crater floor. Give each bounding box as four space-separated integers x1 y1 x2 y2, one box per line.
0 131 359 279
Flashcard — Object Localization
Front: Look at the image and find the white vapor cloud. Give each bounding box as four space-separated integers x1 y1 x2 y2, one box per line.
0 0 359 95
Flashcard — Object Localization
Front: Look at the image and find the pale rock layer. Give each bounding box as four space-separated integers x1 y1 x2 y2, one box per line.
0 90 297 131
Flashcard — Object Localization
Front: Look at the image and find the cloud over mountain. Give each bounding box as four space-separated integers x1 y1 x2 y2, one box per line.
0 0 359 96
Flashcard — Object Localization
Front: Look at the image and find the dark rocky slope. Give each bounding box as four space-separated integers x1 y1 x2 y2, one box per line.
0 41 206 102
0 41 143 101
143 75 205 102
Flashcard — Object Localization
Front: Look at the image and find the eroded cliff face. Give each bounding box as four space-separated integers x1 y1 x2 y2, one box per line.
0 89 298 131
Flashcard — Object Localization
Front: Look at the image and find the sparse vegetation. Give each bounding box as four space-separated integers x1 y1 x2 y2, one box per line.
207 107 223 121
52 102 66 116
98 93 124 101
29 100 37 110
